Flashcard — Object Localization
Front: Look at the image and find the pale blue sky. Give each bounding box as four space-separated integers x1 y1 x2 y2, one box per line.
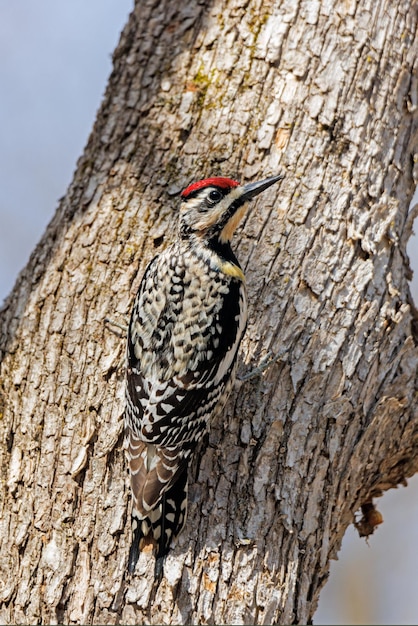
1 2 417 624
0 0 132 297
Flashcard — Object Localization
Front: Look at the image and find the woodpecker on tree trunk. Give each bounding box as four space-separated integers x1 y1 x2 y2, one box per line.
124 173 284 576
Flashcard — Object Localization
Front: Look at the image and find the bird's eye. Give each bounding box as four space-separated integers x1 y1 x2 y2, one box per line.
207 189 223 205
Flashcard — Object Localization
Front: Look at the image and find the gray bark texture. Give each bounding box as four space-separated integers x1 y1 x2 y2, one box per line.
1 0 418 623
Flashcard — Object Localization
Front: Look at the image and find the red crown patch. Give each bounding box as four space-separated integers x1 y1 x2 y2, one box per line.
181 177 240 198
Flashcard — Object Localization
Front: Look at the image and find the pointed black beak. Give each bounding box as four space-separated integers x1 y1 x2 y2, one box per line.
239 173 285 202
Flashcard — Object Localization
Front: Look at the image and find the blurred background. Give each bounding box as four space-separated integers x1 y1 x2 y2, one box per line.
1 1 417 623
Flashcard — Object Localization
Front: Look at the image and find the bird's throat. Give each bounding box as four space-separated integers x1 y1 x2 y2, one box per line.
203 236 245 282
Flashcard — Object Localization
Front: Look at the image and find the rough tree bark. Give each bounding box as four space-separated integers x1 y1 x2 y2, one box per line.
1 0 418 623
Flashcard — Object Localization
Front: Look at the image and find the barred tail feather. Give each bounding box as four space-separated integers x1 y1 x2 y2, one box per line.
127 433 189 574
128 469 188 575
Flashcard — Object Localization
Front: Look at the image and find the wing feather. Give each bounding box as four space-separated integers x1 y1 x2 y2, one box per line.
125 245 247 516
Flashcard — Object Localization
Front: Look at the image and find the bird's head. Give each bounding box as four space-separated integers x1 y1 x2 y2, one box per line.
179 174 284 244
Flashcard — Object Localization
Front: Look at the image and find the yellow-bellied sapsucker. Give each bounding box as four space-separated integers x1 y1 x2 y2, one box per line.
125 174 283 574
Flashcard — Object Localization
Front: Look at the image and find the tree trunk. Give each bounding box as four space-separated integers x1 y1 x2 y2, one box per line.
1 0 418 623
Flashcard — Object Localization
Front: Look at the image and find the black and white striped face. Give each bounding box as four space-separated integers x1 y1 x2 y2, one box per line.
179 174 284 243
179 177 246 244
